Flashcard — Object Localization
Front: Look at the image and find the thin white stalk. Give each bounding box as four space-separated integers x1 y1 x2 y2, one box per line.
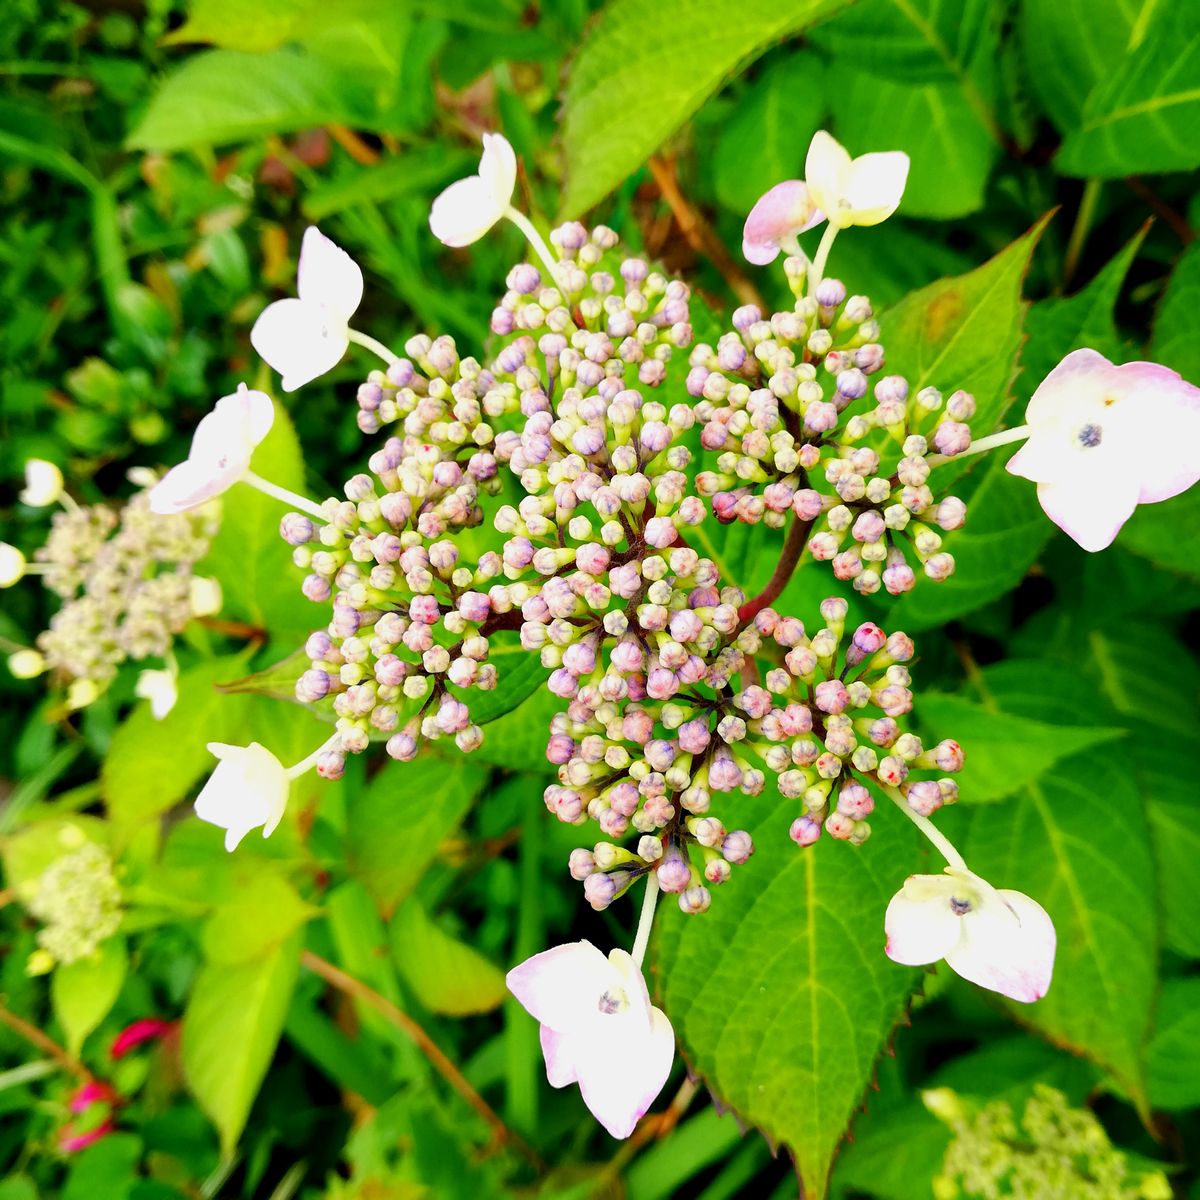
58 493 81 514
885 785 968 871
286 733 342 781
926 424 1031 468
241 471 327 521
504 206 562 286
16 562 51 576
807 223 840 293
630 871 661 969
347 327 401 367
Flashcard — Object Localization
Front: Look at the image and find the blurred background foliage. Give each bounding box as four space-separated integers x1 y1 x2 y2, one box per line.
0 0 1198 1197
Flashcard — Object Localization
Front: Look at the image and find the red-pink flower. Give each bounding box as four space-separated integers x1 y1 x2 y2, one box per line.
59 1081 118 1153
111 1018 174 1060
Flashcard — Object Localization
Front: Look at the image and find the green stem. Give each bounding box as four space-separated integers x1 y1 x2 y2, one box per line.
285 733 342 781
926 424 1030 468
347 326 400 366
630 872 661 969
1063 179 1102 288
884 785 967 870
807 223 840 293
504 206 562 285
241 470 327 521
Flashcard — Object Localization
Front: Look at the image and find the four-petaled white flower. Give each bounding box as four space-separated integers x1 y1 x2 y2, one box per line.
149 384 274 515
742 180 824 265
135 668 178 720
1006 348 1200 552
804 130 910 229
251 227 365 391
506 940 675 1139
885 867 1056 1003
20 459 64 507
194 742 290 852
429 133 518 248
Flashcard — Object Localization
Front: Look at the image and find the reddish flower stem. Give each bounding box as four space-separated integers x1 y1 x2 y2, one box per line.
736 515 814 625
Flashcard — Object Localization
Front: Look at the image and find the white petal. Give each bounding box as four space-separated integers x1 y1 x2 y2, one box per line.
135 669 178 720
884 874 964 966
0 543 28 587
429 176 507 247
945 888 1056 1003
574 1005 675 1139
505 940 616 1032
20 459 64 507
1108 361 1200 503
194 743 289 852
1035 474 1141 552
539 1025 578 1088
296 226 363 320
804 130 852 220
1023 348 1114 427
607 948 654 1021
841 151 910 226
148 458 239 515
189 576 223 617
478 133 517 209
250 298 349 391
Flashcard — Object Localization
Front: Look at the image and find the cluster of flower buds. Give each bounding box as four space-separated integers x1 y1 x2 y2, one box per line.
22 481 220 706
22 834 123 973
686 280 974 592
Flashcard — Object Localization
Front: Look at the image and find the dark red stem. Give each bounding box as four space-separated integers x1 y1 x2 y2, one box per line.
736 515 814 625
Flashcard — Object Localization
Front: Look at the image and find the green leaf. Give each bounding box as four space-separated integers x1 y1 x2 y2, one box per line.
1145 978 1200 1110
101 653 252 834
302 147 475 222
830 69 998 219
560 0 852 216
1151 240 1200 378
62 1135 142 1200
1018 0 1137 131
1015 226 1147 412
126 48 373 152
163 0 319 52
182 931 303 1156
713 55 825 217
346 754 488 914
887 455 1051 630
811 0 995 82
881 217 1047 437
201 402 318 649
1055 4 1200 177
466 685 561 774
965 739 1156 1113
390 900 507 1015
52 937 127 1055
917 691 1123 803
464 635 550 726
202 873 317 965
656 790 920 1198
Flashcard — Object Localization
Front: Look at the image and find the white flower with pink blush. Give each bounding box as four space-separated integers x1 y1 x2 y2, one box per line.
742 180 824 265
149 384 274 515
885 867 1055 1003
429 133 517 248
251 226 365 391
506 940 675 1139
1006 348 1200 551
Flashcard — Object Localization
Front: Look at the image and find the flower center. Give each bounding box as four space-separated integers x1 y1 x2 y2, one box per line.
597 986 629 1015
949 896 972 916
1077 423 1102 448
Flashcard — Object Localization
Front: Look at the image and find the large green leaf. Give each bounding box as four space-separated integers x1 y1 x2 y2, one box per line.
887 455 1051 630
917 691 1123 803
1145 978 1200 1110
390 900 507 1015
713 55 825 217
881 218 1046 437
51 937 128 1055
1018 0 1137 131
1055 3 1200 177
345 753 488 914
126 48 373 152
201 402 319 650
656 791 921 1198
963 665 1157 1113
101 653 253 835
202 873 317 966
1150 240 1200 378
830 68 999 219
182 931 303 1156
560 0 852 216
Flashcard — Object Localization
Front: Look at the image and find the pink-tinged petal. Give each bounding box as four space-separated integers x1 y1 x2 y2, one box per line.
539 1025 578 1088
505 940 614 1032
1035 473 1141 552
148 458 237 515
251 298 348 391
945 888 1056 1003
574 1006 675 1139
884 875 963 966
191 385 274 463
1109 362 1200 503
430 176 506 247
478 133 517 207
841 151 909 226
296 226 363 319
742 181 823 265
1023 348 1115 426
607 948 653 1020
